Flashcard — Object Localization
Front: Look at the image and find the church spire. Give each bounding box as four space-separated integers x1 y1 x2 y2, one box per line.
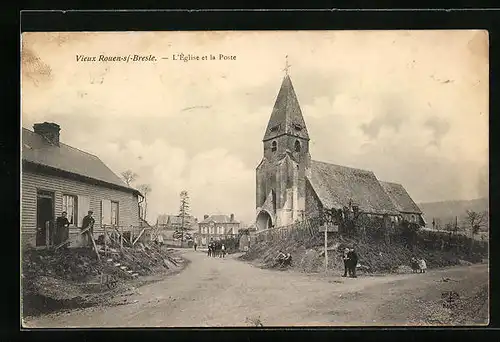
263 61 309 142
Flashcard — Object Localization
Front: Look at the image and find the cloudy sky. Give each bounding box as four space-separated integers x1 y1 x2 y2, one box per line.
21 30 489 225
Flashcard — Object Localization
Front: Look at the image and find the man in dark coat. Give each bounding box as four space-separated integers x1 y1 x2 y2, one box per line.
347 248 359 278
81 210 95 247
342 247 350 277
55 211 70 248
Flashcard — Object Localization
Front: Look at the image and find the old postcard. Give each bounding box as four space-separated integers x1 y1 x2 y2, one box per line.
21 30 489 327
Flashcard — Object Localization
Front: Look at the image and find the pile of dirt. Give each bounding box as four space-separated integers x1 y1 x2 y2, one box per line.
241 232 488 275
22 244 186 317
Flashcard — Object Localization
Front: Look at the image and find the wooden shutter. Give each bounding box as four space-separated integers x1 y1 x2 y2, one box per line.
77 196 90 227
101 199 112 225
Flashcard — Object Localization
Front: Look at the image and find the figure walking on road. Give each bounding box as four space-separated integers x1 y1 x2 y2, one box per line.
347 248 358 278
342 248 350 277
194 241 197 251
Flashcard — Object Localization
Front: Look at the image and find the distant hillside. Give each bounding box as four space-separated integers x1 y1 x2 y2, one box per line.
417 197 489 227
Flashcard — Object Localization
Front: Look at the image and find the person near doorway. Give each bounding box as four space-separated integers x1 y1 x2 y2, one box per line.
347 248 358 278
81 210 95 247
342 247 350 277
194 241 198 251
55 211 70 248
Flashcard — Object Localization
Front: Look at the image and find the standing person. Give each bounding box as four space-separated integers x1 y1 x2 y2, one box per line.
348 248 359 278
221 244 226 258
157 233 164 247
81 210 95 247
342 248 350 277
194 241 198 251
55 211 70 248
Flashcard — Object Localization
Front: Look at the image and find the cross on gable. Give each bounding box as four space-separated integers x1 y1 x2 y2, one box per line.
283 55 291 75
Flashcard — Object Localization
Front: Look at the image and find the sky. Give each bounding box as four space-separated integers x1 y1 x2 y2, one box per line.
21 30 489 225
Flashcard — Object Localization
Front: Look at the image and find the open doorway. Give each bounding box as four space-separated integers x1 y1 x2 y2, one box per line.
36 190 54 247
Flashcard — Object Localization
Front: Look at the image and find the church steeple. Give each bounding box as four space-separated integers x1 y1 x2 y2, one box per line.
263 74 310 142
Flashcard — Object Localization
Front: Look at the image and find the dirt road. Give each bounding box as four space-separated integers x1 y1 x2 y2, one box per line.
23 249 489 327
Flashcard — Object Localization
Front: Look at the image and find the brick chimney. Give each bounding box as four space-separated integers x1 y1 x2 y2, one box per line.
204 214 209 220
34 122 60 146
230 213 234 222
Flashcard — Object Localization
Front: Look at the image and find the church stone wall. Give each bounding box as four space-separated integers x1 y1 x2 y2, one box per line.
305 179 323 219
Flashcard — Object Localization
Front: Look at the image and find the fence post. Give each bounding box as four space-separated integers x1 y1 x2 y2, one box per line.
120 225 123 250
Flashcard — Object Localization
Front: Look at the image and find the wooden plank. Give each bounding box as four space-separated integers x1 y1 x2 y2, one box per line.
88 231 100 261
54 239 71 250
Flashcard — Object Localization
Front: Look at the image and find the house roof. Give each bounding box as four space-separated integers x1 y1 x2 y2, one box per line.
379 181 422 214
263 75 310 142
22 128 139 195
199 214 240 224
307 160 400 215
157 214 196 226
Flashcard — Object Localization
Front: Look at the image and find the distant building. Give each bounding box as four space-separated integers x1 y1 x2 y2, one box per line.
197 214 240 246
156 214 197 231
21 122 143 249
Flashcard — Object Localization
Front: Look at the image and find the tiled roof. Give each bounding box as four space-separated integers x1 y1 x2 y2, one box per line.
307 160 400 215
379 181 422 214
22 128 138 194
199 214 239 224
263 75 310 142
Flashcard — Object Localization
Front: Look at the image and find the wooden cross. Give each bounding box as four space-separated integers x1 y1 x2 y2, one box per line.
283 55 291 76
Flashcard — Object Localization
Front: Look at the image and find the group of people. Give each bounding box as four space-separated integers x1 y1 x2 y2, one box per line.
53 210 95 249
410 257 427 273
342 247 359 278
207 240 226 258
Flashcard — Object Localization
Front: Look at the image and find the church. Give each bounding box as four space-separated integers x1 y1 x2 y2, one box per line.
255 72 425 231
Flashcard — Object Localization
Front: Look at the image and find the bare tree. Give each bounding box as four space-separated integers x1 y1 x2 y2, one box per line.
121 170 138 186
179 191 190 245
466 210 487 254
465 210 487 237
138 184 152 221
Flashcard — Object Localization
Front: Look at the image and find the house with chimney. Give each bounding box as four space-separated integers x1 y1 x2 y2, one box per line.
197 214 240 246
21 122 143 249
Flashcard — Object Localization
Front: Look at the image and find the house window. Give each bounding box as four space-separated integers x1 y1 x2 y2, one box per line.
271 141 277 152
111 201 119 226
209 227 214 234
62 194 77 225
294 140 301 152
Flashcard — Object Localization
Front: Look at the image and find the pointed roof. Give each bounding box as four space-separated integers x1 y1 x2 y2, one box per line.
263 75 310 142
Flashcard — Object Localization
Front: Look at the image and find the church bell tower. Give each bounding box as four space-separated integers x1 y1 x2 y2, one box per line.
255 57 311 230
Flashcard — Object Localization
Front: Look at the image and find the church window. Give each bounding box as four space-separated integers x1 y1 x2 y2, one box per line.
293 123 302 131
294 140 301 152
271 141 277 152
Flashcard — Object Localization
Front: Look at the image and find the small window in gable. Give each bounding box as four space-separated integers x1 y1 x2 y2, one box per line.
271 141 277 152
294 140 301 152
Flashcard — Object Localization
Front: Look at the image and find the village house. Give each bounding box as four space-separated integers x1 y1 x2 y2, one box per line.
197 214 240 246
21 122 143 248
255 74 426 231
156 214 197 231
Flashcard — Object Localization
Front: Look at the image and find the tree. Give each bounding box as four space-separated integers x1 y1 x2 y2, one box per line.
179 191 190 245
138 184 152 221
466 210 487 237
121 170 138 186
466 210 487 255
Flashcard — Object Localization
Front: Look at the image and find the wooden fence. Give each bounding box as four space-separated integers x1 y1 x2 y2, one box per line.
253 216 324 243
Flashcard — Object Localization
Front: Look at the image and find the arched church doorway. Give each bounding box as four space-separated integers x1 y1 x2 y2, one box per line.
256 210 273 231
